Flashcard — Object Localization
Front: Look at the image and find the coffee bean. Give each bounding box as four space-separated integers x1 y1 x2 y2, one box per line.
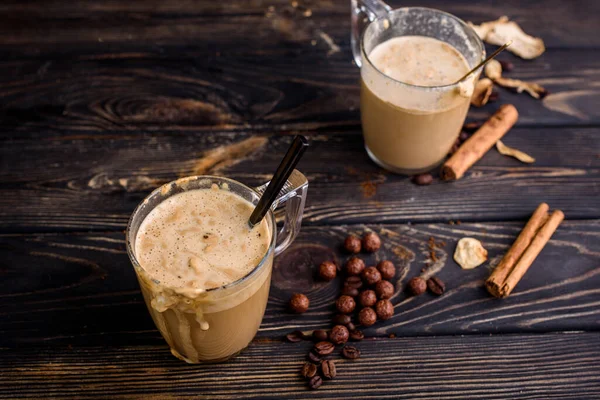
308 375 323 389
358 307 377 326
344 276 363 289
498 59 514 72
342 345 361 360
319 261 337 281
346 322 356 331
361 267 381 286
459 130 470 142
345 256 366 276
341 286 359 297
312 329 329 342
289 293 310 313
376 260 396 280
286 330 306 342
375 299 394 320
329 325 349 345
336 295 356 314
375 280 394 299
362 232 381 253
307 351 322 363
301 362 317 378
320 360 336 379
333 314 351 325
412 173 433 186
344 235 361 253
427 276 446 295
349 329 364 341
407 277 427 296
358 289 377 307
314 341 335 356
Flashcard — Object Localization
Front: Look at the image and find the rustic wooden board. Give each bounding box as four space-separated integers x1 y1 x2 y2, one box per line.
2 333 600 399
1 130 598 231
1 221 598 346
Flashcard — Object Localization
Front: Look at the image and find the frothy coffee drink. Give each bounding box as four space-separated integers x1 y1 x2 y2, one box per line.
361 35 473 174
134 184 272 363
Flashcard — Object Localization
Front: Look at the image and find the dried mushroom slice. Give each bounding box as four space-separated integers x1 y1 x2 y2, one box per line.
454 238 488 270
469 16 545 59
496 140 535 163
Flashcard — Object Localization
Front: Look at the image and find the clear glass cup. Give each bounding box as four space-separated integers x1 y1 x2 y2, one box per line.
126 170 308 363
351 1 485 174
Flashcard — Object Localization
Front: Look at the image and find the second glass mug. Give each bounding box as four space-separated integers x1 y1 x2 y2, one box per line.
126 170 308 363
351 0 485 175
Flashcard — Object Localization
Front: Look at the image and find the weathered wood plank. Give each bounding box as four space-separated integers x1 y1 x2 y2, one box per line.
1 130 598 231
0 48 598 132
1 333 600 399
1 221 598 346
0 0 597 48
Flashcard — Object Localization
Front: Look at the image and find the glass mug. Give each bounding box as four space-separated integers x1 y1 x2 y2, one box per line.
126 170 308 363
351 0 485 174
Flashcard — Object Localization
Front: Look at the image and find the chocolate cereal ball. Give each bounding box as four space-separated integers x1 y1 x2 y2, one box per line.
336 295 356 314
358 289 377 307
319 261 337 281
344 235 361 253
289 293 309 313
358 307 377 326
375 299 394 320
375 280 395 299
345 256 366 276
362 232 381 253
376 260 396 280
361 266 382 286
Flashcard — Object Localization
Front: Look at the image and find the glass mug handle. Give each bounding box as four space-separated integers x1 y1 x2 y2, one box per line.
350 0 391 67
254 169 308 256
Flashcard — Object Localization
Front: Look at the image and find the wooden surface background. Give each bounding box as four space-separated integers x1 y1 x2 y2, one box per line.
1 0 599 398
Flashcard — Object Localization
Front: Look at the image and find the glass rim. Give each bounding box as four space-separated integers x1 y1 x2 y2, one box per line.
361 6 486 91
125 175 276 296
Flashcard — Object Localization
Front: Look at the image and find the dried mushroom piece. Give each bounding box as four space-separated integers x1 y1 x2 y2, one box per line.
454 238 488 270
469 16 545 59
484 60 548 99
471 78 494 107
496 140 535 163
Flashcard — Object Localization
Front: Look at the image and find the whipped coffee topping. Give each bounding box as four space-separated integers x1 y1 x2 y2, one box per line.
368 36 470 87
135 184 270 292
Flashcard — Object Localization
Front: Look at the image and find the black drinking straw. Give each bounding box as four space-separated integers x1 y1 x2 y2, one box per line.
248 135 309 228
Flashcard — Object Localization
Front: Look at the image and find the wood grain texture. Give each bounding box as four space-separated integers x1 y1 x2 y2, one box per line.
1 130 599 231
1 221 598 346
2 333 600 399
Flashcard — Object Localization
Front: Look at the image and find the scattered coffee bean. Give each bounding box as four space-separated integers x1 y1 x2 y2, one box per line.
342 286 359 297
412 173 433 186
407 277 427 296
342 345 361 360
307 351 322 363
376 260 396 280
314 341 335 356
358 307 377 326
361 267 382 286
336 295 356 314
448 139 461 155
329 325 349 345
346 322 356 331
488 91 499 102
427 276 446 295
349 329 364 341
308 375 323 389
375 280 394 299
312 329 329 342
286 330 307 342
344 276 364 290
301 362 318 378
345 256 366 276
459 130 470 142
463 121 482 132
498 59 514 72
358 289 377 307
375 299 394 320
319 261 337 281
362 232 381 253
321 360 337 379
333 314 351 325
289 293 310 313
344 235 361 253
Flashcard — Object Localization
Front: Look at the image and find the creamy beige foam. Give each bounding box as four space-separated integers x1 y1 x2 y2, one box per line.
133 184 273 363
361 36 474 173
135 185 270 291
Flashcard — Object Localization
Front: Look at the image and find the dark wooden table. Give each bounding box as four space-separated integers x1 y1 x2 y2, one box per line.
1 0 599 398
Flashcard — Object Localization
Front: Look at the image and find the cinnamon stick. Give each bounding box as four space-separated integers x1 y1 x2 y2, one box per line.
441 104 519 180
486 204 564 298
